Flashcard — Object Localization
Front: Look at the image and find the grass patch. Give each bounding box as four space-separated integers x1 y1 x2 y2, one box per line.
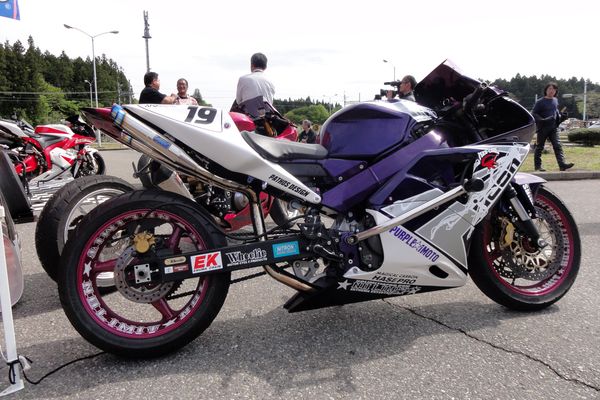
521 145 600 172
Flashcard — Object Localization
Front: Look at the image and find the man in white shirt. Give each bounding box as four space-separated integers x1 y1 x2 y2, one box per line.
235 53 275 109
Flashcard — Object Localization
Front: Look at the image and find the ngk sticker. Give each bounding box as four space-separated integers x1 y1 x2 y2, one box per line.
191 251 223 273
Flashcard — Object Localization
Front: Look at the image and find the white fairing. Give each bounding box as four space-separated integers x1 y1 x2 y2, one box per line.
122 105 321 204
344 144 529 289
0 120 27 138
35 124 75 138
49 147 77 169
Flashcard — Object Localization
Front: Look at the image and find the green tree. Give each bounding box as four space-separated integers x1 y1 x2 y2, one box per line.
284 104 329 125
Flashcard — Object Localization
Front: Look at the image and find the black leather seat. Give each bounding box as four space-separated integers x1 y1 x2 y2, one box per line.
241 131 328 162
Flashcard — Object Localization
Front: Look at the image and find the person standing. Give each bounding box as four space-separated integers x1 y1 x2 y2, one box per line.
174 78 199 105
398 75 417 102
139 72 176 104
532 82 573 172
235 53 275 110
298 120 316 143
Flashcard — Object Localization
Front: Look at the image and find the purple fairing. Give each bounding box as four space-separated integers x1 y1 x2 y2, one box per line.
320 159 366 182
321 132 445 212
368 146 485 207
319 101 435 158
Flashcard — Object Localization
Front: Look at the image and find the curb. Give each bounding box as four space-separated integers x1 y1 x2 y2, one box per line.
529 171 600 181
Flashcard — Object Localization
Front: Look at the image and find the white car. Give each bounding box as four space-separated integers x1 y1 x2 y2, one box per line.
588 121 600 129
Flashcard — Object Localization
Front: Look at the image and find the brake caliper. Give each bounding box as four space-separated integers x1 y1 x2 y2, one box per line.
133 231 155 254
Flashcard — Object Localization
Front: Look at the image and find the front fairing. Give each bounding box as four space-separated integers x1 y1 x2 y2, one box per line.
415 60 535 144
414 59 499 108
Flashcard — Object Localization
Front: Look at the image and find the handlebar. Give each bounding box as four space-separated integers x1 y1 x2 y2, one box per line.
463 82 488 113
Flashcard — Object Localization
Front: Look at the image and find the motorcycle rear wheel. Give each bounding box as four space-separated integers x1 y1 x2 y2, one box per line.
35 175 134 282
469 187 581 311
58 190 230 357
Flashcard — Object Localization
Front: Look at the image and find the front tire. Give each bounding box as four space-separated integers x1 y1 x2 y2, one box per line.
73 151 105 177
92 153 106 175
35 175 134 282
469 187 581 311
58 190 230 357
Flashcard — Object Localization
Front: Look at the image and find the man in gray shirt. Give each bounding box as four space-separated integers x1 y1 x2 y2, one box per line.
235 53 275 108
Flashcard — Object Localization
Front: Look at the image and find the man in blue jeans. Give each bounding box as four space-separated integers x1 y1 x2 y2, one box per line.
532 82 574 172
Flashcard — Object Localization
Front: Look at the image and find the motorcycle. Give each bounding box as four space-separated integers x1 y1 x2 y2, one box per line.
58 60 581 358
35 107 299 283
0 115 105 187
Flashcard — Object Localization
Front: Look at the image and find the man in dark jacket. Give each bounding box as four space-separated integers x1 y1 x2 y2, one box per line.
532 82 573 171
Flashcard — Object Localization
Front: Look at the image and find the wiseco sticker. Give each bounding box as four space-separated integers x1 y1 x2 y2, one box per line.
191 251 223 273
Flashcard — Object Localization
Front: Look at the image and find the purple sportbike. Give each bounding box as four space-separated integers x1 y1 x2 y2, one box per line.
58 60 580 357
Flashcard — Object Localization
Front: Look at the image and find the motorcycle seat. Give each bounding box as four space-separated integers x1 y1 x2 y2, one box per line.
241 131 328 162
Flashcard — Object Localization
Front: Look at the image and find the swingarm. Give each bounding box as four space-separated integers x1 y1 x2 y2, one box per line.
126 236 314 285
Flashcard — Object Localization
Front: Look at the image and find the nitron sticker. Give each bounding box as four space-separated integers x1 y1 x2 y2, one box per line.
272 241 300 258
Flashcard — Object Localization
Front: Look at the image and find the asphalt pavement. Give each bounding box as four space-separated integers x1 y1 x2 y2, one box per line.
1 149 599 399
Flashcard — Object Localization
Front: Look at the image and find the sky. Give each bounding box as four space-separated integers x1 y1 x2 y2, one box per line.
2 0 599 110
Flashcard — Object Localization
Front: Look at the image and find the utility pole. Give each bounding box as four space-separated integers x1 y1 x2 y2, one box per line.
143 11 151 73
583 80 587 122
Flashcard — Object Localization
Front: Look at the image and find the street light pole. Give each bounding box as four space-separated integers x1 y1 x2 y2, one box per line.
64 24 118 147
383 59 395 81
84 79 93 107
583 81 587 122
64 24 119 108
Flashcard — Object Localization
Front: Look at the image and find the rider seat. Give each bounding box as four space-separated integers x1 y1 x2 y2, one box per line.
241 131 328 162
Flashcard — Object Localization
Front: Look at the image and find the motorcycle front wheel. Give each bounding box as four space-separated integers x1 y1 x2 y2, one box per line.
58 190 230 357
73 152 105 177
469 186 581 311
35 175 134 282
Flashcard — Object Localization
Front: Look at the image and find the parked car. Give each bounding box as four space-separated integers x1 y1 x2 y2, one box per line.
588 121 600 129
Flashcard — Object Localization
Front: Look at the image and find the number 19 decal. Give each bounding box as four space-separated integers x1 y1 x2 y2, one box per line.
184 106 217 124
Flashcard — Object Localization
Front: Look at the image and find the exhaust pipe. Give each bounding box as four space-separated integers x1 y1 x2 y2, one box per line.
108 105 252 198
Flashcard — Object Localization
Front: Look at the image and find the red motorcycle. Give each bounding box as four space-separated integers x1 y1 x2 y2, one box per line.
0 115 105 186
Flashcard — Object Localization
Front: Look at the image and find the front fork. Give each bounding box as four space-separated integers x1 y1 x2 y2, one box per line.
72 146 93 177
501 184 546 250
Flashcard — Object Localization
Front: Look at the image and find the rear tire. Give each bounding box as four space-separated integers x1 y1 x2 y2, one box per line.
58 190 230 357
35 175 134 281
469 187 581 311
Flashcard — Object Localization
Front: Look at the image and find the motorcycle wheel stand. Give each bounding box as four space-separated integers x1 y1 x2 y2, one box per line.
0 206 24 396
